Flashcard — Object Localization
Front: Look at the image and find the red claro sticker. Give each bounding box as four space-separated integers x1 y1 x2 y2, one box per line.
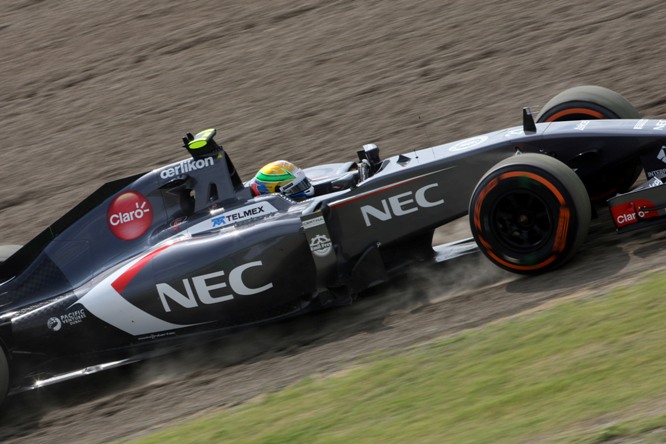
107 191 153 240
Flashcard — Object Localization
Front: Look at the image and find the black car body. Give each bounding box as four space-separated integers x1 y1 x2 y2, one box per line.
1 86 665 402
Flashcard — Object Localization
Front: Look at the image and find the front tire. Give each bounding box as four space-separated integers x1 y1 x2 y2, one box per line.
470 154 591 274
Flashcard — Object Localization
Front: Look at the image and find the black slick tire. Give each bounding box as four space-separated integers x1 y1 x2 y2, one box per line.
469 154 591 274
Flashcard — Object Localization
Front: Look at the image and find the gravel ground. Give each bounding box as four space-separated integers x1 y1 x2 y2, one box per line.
1 1 666 441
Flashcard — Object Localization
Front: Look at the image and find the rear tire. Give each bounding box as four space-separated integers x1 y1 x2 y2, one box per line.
469 154 591 274
536 85 640 122
536 85 642 201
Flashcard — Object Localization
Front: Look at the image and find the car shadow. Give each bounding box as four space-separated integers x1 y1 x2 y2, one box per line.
505 210 666 294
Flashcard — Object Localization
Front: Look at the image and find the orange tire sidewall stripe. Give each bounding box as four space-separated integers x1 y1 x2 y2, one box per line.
554 207 570 254
473 177 498 232
473 169 572 271
545 107 605 122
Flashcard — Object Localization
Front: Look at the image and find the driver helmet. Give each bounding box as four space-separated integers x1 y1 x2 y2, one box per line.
251 160 314 200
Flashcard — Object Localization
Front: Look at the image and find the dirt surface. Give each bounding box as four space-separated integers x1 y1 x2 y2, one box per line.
1 0 666 442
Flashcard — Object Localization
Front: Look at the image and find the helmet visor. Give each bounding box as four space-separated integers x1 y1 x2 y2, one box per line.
281 177 313 197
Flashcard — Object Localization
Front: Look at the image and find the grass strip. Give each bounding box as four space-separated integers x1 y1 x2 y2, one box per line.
129 272 666 444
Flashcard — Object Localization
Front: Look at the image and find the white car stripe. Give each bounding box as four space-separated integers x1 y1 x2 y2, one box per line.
76 257 194 336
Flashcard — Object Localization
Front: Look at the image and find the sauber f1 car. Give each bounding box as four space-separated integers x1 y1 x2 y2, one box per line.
0 85 664 405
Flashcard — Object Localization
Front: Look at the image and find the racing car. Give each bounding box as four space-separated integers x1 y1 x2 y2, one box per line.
0 85 665 406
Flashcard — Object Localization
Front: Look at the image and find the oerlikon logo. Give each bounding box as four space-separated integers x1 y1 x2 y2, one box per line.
108 191 153 240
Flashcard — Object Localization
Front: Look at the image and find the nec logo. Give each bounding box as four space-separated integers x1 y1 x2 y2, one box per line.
156 261 273 312
360 183 444 227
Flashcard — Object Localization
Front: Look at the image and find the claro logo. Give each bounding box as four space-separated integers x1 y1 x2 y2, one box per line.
108 191 153 240
360 183 444 227
156 261 273 312
611 199 658 228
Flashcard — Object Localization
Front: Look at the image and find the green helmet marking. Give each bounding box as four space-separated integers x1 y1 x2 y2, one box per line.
256 171 295 182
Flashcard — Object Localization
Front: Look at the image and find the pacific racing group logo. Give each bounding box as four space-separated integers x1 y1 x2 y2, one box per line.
47 309 87 332
47 317 62 332
108 191 153 240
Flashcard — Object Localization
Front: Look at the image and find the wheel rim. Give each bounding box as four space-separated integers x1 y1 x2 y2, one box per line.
490 189 554 251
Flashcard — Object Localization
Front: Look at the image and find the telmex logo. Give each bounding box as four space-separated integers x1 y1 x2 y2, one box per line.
160 157 214 179
186 202 279 236
108 191 153 240
360 183 444 227
211 203 274 227
156 261 273 312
